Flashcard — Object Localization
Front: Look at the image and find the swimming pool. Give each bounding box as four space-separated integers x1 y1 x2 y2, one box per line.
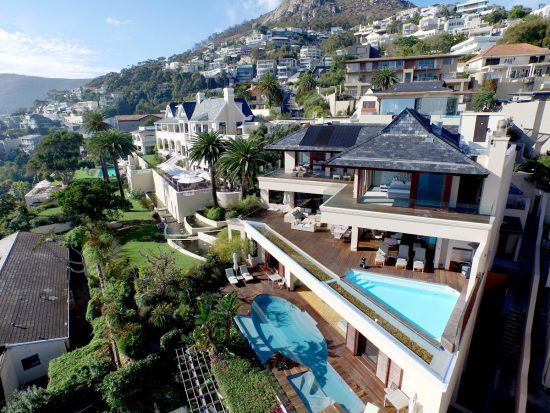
235 294 364 413
97 166 117 178
344 269 459 340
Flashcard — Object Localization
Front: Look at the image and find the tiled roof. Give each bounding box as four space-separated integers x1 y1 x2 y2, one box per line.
473 43 550 60
325 109 489 175
190 98 226 121
0 232 69 345
375 80 452 94
115 114 162 122
265 124 386 152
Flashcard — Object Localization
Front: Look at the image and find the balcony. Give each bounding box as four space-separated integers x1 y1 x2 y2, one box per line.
323 185 491 224
261 167 354 184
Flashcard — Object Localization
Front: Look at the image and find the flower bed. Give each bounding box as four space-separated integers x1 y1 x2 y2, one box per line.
211 355 280 413
330 283 434 364
257 227 333 281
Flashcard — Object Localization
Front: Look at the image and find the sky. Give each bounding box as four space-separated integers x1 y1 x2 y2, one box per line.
0 0 543 79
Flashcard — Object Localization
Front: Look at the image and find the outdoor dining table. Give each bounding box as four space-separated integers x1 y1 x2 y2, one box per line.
268 273 282 288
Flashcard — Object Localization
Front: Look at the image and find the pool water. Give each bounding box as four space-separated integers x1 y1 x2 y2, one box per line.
344 269 460 340
97 166 117 178
235 294 364 413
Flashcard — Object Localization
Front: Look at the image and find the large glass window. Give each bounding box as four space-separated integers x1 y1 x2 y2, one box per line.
415 97 458 116
416 59 435 69
380 98 415 115
379 60 403 69
416 173 445 208
297 151 310 166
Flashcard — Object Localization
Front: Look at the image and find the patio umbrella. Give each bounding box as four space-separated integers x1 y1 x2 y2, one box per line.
232 252 239 272
175 173 204 184
409 393 418 413
197 171 211 181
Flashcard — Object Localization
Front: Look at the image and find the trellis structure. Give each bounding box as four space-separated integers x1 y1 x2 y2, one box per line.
176 347 227 413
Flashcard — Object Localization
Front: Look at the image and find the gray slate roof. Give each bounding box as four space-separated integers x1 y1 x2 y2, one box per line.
266 124 386 152
326 109 489 176
190 98 227 121
375 80 452 94
0 232 69 345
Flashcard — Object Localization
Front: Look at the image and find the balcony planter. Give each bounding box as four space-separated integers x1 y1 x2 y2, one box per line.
195 212 227 229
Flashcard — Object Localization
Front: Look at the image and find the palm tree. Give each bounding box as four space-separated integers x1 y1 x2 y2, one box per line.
188 131 225 208
88 130 136 199
258 73 283 108
215 292 240 344
296 71 317 96
193 299 222 356
371 68 399 91
218 137 266 198
84 110 111 182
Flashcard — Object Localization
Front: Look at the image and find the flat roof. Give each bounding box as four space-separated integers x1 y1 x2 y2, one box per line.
0 232 69 345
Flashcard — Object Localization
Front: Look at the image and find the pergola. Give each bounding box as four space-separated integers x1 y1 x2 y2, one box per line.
176 347 227 413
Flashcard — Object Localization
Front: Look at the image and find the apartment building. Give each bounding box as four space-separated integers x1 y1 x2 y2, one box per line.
464 43 550 80
19 134 44 153
456 0 489 14
299 46 322 60
256 60 277 79
238 108 515 413
450 35 500 55
235 64 255 83
277 58 297 82
345 54 461 97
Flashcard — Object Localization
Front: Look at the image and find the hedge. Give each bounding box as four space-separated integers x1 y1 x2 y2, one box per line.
330 283 434 364
257 227 332 281
211 355 279 413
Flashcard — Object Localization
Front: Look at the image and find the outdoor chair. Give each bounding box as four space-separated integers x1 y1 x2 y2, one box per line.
413 247 426 272
375 242 389 266
395 245 409 270
225 268 239 285
239 265 254 282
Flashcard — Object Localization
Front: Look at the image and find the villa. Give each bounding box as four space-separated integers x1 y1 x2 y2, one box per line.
226 108 516 413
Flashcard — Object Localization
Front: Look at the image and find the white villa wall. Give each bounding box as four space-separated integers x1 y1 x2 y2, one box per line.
127 168 155 192
0 339 68 401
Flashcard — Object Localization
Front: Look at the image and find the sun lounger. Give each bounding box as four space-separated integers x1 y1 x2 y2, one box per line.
395 245 409 269
364 403 381 413
239 265 254 282
413 247 426 272
225 268 239 285
375 242 389 266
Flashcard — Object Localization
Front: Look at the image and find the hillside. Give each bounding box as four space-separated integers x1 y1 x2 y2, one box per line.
0 74 89 115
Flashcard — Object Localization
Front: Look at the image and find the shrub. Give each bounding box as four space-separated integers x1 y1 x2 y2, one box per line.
86 288 103 322
47 337 115 409
63 225 86 249
239 195 261 215
211 228 252 264
211 355 279 413
115 323 148 359
101 354 182 413
129 189 145 199
160 328 185 351
2 386 53 413
224 209 240 219
206 206 226 221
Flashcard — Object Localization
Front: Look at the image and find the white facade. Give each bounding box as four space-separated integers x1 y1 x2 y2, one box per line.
131 126 156 154
256 60 276 79
299 46 322 60
456 0 489 14
531 5 550 18
450 36 500 55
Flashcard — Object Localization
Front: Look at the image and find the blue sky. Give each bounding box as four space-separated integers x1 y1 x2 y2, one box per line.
0 0 542 78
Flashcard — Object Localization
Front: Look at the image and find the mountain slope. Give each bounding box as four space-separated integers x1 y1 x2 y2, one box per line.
0 74 90 115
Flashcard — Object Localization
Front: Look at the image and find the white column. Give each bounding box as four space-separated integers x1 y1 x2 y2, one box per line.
351 227 359 251
283 191 295 207
260 188 269 207
433 237 444 269
449 176 460 208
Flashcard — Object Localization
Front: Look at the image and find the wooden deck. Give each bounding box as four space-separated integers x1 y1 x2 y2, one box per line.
250 211 467 293
224 273 394 413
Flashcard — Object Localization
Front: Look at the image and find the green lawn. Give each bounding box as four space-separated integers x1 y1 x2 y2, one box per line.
120 196 154 222
141 154 161 168
36 206 64 217
74 169 99 180
118 223 199 270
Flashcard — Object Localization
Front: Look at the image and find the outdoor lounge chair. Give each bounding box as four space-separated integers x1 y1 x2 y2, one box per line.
395 245 409 270
239 265 254 282
413 248 426 272
363 403 381 413
375 242 389 266
225 268 239 285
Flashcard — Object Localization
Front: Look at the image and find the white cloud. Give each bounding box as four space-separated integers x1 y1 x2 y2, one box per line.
496 0 544 9
106 17 132 26
224 0 281 26
0 28 116 78
242 0 281 13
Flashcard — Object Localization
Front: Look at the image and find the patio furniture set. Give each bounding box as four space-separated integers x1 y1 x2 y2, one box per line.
374 235 426 272
284 207 322 233
225 265 254 286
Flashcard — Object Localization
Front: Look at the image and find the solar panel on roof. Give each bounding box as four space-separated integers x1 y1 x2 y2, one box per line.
299 125 363 148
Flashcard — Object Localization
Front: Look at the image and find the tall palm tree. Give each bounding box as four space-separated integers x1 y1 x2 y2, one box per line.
215 292 240 344
258 73 283 108
188 131 225 208
88 130 136 199
83 110 111 182
296 71 317 96
218 137 266 198
371 68 399 91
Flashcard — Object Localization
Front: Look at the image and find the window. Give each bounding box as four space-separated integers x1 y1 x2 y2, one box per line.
443 58 453 65
21 354 41 371
379 60 403 69
416 59 435 69
219 122 227 134
380 98 415 115
485 58 500 66
503 58 514 64
347 63 360 73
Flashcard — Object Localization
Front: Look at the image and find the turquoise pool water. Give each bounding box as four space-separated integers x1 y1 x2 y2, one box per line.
235 294 364 413
344 269 460 340
97 166 117 178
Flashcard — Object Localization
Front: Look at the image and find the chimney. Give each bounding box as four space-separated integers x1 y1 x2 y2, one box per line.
196 92 205 104
223 87 235 103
